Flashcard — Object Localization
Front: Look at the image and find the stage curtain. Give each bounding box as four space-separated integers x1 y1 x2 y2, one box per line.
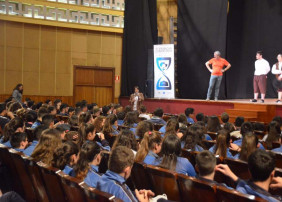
226 0 282 99
121 0 158 96
177 0 228 99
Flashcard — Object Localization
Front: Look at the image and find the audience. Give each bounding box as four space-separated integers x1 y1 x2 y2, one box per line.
1 117 24 147
102 114 119 135
195 112 205 122
206 116 221 133
31 107 48 129
149 108 166 125
112 129 138 156
185 108 195 124
136 120 153 140
184 125 205 151
10 132 28 152
263 121 281 149
139 105 151 120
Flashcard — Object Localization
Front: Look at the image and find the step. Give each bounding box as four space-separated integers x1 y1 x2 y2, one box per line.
233 103 268 111
225 109 266 117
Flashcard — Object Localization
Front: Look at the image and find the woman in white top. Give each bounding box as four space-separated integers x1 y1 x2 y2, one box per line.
271 54 282 103
129 86 144 111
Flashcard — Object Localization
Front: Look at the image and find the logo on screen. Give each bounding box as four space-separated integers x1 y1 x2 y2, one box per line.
156 57 172 90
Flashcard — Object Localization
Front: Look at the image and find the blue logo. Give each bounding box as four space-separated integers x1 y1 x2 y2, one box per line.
156 57 172 90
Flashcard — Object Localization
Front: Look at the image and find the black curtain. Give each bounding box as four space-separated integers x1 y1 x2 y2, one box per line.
226 0 282 99
121 0 157 96
177 0 228 99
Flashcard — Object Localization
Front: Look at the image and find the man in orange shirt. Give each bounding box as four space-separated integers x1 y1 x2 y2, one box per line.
205 51 231 101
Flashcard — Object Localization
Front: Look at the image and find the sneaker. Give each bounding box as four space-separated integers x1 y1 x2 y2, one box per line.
250 99 257 103
260 99 264 103
276 100 281 103
215 98 218 101
206 98 210 101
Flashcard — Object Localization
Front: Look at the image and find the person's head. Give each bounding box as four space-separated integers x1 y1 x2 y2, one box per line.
80 103 88 113
135 131 162 162
256 51 263 60
34 125 49 141
234 116 244 128
31 129 62 165
240 122 253 137
75 107 82 116
93 107 101 117
136 121 154 140
178 113 188 127
45 99 52 106
102 114 118 134
221 112 229 123
277 54 282 63
196 151 216 177
165 118 179 135
134 86 139 94
214 129 231 158
248 150 275 183
184 125 205 151
0 103 7 116
14 84 23 93
159 134 181 171
27 100 34 108
102 106 110 116
93 116 106 133
153 108 164 118
42 114 55 128
124 111 138 127
37 107 48 121
265 121 281 149
79 112 93 125
74 141 102 180
78 123 96 148
185 108 194 118
139 105 147 114
124 105 132 114
10 132 28 150
109 146 134 179
272 116 282 125
239 133 259 162
54 99 62 111
116 111 125 121
196 113 204 122
60 104 68 114
67 107 74 117
24 111 37 123
112 129 138 151
69 115 79 127
47 106 56 115
207 116 221 132
65 131 79 143
2 117 24 143
8 102 23 113
223 122 235 133
214 51 221 59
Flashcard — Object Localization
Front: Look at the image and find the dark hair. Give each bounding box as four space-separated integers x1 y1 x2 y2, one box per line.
136 121 154 140
24 112 37 123
213 129 230 158
184 125 205 151
93 116 105 133
256 51 263 56
248 150 275 182
265 121 281 149
185 108 194 117
2 117 24 143
13 84 23 94
235 116 244 127
45 99 51 104
196 113 204 122
9 102 23 113
165 118 179 136
207 116 221 132
134 86 139 90
42 114 54 127
54 99 62 106
27 100 34 108
68 107 75 114
52 141 79 170
117 111 125 120
69 115 79 127
178 114 188 126
223 122 235 133
153 108 164 118
47 106 56 114
77 123 95 148
75 108 82 116
79 112 92 125
0 103 6 114
34 125 49 140
124 112 137 127
272 116 282 125
73 141 101 180
102 114 118 134
240 122 253 137
239 133 258 162
253 122 265 132
140 105 147 113
109 146 134 174
221 112 229 123
37 107 48 119
102 106 110 116
159 134 181 171
10 132 27 148
124 105 132 114
112 129 138 151
196 151 216 176
60 103 68 112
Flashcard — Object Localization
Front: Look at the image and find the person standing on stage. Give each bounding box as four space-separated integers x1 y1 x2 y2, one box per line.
129 86 144 111
251 51 270 103
205 51 231 101
271 54 282 103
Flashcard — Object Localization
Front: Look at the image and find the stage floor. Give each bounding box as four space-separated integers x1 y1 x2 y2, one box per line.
179 98 282 105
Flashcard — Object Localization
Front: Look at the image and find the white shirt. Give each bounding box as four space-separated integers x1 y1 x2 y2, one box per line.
133 96 138 111
254 59 270 75
271 62 282 75
139 113 151 120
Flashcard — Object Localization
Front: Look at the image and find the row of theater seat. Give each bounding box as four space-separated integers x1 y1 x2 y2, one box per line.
0 144 122 202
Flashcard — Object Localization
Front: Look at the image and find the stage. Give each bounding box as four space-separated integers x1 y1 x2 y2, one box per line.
119 97 282 123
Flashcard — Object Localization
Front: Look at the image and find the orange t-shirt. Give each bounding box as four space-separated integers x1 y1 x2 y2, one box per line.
208 58 230 76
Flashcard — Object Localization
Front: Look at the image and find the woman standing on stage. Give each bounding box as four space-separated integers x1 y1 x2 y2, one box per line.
12 83 23 103
271 54 282 103
129 86 144 111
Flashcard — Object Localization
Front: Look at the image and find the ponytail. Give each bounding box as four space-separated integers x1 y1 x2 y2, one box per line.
78 123 95 148
2 117 24 143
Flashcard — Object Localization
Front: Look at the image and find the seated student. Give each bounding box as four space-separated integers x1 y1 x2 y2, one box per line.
185 108 195 124
102 106 110 117
159 134 196 176
24 111 37 128
149 108 166 125
209 129 235 159
24 125 49 156
0 103 14 130
196 113 205 122
80 103 88 113
207 116 221 133
54 99 62 114
112 129 138 157
47 106 57 116
139 105 150 120
194 121 213 141
178 113 188 128
262 121 280 149
97 146 155 202
236 150 282 202
0 117 24 147
31 107 48 129
223 122 236 134
72 141 102 187
42 114 55 129
56 124 70 139
124 111 138 134
232 122 265 150
68 107 75 117
233 133 259 161
78 123 110 151
160 118 179 137
10 132 28 152
230 116 245 138
45 99 52 106
220 112 229 127
92 106 101 118
93 116 105 133
31 129 62 165
59 104 69 116
79 112 94 125
184 125 206 152
135 131 162 165
136 121 154 140
102 114 119 135
116 111 125 126
272 135 282 153
196 151 240 189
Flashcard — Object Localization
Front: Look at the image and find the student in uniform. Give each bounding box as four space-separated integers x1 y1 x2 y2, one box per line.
0 117 24 147
10 132 28 152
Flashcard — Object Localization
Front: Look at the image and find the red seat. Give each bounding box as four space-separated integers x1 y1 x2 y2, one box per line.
216 185 266 202
146 165 180 201
177 174 216 202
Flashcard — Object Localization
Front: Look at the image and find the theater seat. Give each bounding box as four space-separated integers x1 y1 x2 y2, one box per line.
153 124 164 131
216 185 266 202
181 150 199 167
225 158 250 180
131 162 153 190
273 152 282 169
207 132 218 140
177 174 216 202
146 165 180 201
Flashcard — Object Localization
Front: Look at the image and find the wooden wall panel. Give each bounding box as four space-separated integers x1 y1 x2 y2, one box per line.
0 46 4 70
6 47 22 71
24 24 39 49
95 87 113 106
93 70 113 86
74 86 95 103
6 22 22 47
75 68 94 85
23 48 39 72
